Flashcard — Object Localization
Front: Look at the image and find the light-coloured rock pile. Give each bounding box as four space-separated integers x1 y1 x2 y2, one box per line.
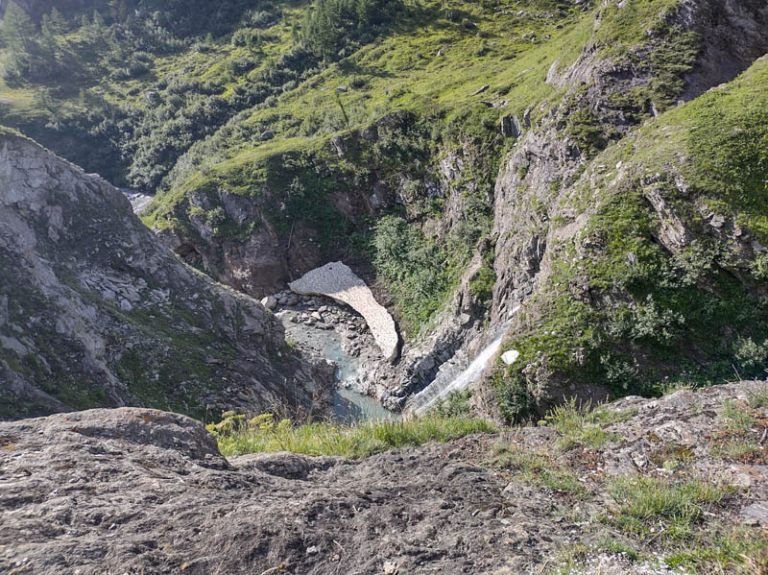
289 262 399 361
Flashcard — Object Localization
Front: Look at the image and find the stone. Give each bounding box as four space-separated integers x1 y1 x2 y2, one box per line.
741 502 768 526
260 296 278 310
286 293 300 306
501 349 520 365
500 114 523 138
710 214 726 228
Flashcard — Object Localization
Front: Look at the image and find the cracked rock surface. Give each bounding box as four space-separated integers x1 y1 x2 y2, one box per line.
1 382 766 574
0 131 331 419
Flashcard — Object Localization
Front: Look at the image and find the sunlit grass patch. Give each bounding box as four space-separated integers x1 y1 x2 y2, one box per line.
209 412 498 459
607 476 729 542
494 444 590 499
542 399 635 451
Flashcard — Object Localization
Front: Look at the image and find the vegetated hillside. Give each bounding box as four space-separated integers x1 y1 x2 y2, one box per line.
0 128 331 420
1 381 767 574
491 53 768 421
1 0 767 419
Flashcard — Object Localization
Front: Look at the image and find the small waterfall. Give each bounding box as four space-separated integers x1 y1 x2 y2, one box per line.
406 335 505 416
406 305 521 416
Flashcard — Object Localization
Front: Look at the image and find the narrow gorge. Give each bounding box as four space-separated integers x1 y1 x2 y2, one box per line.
1 0 768 572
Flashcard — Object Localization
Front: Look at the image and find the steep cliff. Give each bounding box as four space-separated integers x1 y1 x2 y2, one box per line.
488 0 768 419
0 129 331 420
2 0 768 420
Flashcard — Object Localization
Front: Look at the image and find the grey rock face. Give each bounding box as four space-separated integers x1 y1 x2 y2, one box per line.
484 0 768 411
0 132 332 420
1 382 766 574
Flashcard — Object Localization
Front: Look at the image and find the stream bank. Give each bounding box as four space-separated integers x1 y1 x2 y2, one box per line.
265 289 399 423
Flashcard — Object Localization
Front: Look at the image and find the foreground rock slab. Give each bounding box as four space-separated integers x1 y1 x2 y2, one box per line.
289 261 399 361
1 382 767 574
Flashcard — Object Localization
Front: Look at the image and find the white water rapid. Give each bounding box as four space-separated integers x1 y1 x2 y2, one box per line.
406 335 505 416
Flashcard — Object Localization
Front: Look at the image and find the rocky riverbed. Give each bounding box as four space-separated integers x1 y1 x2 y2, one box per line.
261 288 399 421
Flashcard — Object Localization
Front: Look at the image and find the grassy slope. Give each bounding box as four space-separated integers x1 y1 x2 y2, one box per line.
139 0 692 335
495 57 768 419
6 0 765 408
142 0 597 223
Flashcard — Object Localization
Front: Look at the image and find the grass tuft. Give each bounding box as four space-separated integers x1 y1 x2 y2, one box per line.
543 399 634 451
209 412 498 459
607 476 729 542
494 445 590 499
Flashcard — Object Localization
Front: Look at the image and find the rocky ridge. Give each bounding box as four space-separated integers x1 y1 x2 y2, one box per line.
0 130 332 419
1 381 766 574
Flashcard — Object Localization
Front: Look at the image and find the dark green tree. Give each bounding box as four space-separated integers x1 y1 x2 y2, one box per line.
41 8 68 37
1 2 38 82
1 1 36 54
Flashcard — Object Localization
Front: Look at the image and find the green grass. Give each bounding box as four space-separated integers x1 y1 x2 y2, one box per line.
209 412 498 459
721 400 758 433
494 56 768 421
708 395 767 464
748 388 768 409
542 399 635 451
607 476 729 542
665 526 768 574
494 444 589 499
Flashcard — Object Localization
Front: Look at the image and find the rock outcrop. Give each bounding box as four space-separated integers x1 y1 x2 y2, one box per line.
289 262 400 362
0 129 332 420
1 381 766 574
484 0 768 418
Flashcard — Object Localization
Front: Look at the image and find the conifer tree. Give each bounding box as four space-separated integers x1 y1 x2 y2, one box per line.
1 2 37 81
1 1 36 54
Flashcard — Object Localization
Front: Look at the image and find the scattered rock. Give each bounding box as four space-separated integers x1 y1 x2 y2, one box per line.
289 262 400 362
501 349 520 365
741 502 768 526
260 295 278 310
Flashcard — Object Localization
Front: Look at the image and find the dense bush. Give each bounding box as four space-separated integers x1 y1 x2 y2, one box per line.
373 215 452 333
302 0 401 58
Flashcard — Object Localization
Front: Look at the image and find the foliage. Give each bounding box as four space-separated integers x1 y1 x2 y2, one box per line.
543 399 633 451
494 58 768 422
494 445 589 499
209 412 497 458
434 390 472 417
372 215 453 334
301 0 401 58
607 476 729 541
